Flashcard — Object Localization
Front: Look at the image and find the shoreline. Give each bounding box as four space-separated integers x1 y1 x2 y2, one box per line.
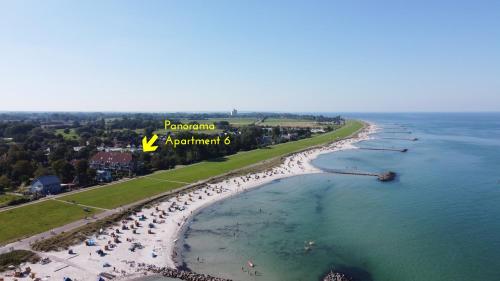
0 122 377 281
171 121 377 271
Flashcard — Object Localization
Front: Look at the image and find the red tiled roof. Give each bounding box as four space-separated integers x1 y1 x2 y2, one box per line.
90 151 133 164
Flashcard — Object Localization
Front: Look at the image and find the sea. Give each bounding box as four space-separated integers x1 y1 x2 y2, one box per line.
150 113 500 281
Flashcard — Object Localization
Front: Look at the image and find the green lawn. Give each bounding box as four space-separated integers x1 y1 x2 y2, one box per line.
0 194 23 208
0 120 363 245
154 128 224 135
259 118 322 127
180 117 258 127
0 200 101 244
60 178 184 209
55 128 79 140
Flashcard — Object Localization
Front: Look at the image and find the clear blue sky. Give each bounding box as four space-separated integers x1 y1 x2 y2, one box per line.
1 0 499 112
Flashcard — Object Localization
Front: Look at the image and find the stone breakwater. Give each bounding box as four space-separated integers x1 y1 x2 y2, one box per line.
323 271 352 281
145 265 232 281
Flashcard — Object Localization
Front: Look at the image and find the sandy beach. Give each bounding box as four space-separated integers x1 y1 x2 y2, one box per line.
0 123 377 281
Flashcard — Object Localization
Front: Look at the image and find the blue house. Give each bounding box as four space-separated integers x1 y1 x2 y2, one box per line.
96 170 113 183
30 175 62 195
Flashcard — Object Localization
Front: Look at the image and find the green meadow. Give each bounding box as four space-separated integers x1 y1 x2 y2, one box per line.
60 178 185 209
259 118 322 127
54 128 79 140
0 200 101 244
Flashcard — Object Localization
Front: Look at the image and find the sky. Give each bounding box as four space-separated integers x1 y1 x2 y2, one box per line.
0 0 499 113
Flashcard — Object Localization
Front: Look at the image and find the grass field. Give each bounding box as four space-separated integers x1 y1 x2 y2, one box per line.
0 120 363 245
60 178 185 209
180 117 258 127
0 194 23 208
0 200 101 244
259 118 323 128
154 128 224 135
55 128 78 140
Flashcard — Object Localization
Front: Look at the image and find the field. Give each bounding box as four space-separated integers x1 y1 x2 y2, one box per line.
55 128 78 140
0 120 363 245
180 117 258 127
106 117 332 136
154 128 224 135
0 194 24 208
60 178 185 209
0 200 101 244
258 118 323 128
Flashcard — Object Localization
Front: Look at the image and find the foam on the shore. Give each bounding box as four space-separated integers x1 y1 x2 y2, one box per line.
0 123 377 281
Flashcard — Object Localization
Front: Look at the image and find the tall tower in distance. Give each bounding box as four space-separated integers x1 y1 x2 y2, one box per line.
230 108 238 116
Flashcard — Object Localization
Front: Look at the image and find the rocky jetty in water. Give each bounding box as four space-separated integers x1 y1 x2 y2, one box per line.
145 265 232 281
378 171 396 182
323 271 352 281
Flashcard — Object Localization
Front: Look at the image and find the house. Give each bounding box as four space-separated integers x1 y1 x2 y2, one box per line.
261 135 273 145
30 175 62 195
282 132 298 141
96 170 113 183
311 128 325 134
89 151 135 173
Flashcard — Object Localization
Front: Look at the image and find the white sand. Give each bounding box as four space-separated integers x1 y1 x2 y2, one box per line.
1 124 377 281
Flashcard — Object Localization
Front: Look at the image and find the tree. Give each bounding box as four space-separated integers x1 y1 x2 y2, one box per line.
239 125 262 150
74 159 92 186
0 175 11 193
145 126 155 137
11 160 34 184
51 159 75 183
34 165 50 178
272 126 281 143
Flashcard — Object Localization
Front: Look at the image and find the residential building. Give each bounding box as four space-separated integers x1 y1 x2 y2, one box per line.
30 175 62 195
89 151 135 173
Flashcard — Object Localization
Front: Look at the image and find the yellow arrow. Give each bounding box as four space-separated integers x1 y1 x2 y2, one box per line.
142 134 159 152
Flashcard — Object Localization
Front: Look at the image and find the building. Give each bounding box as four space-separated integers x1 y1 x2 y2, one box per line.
230 108 238 116
30 175 62 195
89 151 135 173
96 170 113 183
311 128 325 134
282 132 299 141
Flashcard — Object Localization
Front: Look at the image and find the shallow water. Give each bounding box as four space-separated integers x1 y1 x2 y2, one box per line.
154 113 500 281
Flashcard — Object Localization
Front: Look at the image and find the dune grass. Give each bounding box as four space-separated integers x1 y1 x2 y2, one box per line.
0 250 40 272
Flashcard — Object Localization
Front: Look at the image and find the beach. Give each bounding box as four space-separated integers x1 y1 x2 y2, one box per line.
0 123 376 281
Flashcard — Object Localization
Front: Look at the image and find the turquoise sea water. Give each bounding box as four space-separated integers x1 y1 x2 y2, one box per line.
157 113 500 281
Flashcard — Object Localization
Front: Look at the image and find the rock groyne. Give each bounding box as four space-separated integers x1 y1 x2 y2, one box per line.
145 265 232 281
323 271 352 281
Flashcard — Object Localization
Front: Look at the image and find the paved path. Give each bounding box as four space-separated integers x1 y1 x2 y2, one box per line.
51 198 111 212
